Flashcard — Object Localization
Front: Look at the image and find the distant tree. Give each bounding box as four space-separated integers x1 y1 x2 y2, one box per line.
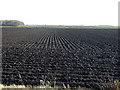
0 20 24 26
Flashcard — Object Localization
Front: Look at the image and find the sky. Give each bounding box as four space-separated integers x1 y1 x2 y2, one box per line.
0 0 119 26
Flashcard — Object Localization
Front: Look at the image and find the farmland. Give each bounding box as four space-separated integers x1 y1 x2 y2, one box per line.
2 27 119 89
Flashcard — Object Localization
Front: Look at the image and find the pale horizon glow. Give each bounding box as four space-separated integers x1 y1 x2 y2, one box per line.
0 0 119 26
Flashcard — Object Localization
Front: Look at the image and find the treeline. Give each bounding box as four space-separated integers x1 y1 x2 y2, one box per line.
0 20 24 26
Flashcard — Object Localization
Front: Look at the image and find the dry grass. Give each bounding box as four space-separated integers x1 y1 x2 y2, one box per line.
0 80 120 90
0 84 93 90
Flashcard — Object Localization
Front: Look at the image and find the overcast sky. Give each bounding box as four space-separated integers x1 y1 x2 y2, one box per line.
0 0 119 26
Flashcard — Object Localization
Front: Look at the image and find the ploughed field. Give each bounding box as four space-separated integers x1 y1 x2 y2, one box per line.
2 27 119 89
